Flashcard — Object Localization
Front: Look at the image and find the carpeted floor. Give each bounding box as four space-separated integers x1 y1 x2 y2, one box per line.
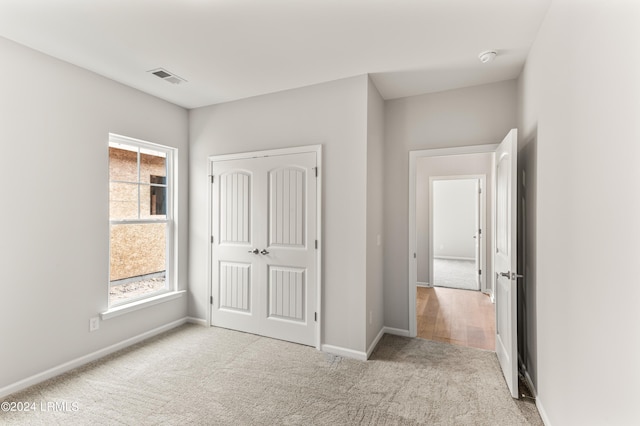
1 324 542 425
433 258 478 291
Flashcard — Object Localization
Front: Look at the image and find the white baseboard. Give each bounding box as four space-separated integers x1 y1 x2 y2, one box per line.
321 344 367 361
186 317 208 326
434 256 475 261
366 327 385 359
416 282 431 287
326 326 412 362
0 317 188 400
383 327 410 337
536 396 551 426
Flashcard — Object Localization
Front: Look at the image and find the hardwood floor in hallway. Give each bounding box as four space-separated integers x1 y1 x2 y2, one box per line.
417 286 495 351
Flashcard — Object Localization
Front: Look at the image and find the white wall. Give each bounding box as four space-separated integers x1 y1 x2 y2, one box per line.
366 77 385 351
189 75 370 353
432 179 477 259
517 0 640 424
0 37 189 391
383 80 517 331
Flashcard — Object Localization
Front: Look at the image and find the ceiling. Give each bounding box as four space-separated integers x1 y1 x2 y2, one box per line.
0 0 551 109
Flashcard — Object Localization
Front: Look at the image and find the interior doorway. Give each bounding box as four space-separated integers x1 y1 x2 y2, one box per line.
408 144 497 350
419 174 493 351
430 177 484 291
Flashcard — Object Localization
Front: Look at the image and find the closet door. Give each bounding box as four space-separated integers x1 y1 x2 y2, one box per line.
210 152 317 346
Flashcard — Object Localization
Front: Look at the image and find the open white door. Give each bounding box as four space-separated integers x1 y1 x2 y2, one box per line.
494 129 519 398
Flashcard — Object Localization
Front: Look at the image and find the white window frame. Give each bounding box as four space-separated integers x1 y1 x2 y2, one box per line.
102 133 181 319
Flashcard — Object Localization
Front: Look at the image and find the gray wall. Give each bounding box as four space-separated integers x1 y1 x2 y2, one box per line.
517 0 640 424
416 153 493 284
0 36 189 391
366 77 385 350
188 75 370 353
383 80 517 331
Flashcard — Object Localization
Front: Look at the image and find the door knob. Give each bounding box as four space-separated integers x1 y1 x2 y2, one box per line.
499 271 510 278
248 248 259 254
260 249 270 255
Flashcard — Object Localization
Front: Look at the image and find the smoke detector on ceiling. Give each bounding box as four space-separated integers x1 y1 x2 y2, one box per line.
478 50 498 64
148 68 187 85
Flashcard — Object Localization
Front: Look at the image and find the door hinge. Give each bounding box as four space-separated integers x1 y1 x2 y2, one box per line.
210 296 213 305
413 252 417 259
315 239 318 249
479 269 482 275
479 229 482 235
314 167 318 177
314 312 317 322
479 187 482 194
211 236 214 243
210 175 214 183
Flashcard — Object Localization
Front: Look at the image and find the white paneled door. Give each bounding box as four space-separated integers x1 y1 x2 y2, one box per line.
494 129 519 398
210 150 318 347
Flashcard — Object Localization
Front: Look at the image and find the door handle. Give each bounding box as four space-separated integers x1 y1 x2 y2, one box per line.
260 249 269 255
248 248 259 254
498 271 525 280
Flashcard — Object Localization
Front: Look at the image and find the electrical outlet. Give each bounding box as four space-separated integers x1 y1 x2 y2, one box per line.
89 317 100 332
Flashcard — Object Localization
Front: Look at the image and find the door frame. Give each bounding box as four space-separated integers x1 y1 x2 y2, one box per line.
408 144 497 338
207 144 323 350
428 175 486 291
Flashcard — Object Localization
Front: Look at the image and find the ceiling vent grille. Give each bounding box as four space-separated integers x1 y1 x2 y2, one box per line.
148 68 187 85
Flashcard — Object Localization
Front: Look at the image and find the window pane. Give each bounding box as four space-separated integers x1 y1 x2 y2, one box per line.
109 182 139 220
109 146 138 182
109 223 167 304
141 184 167 219
140 150 166 184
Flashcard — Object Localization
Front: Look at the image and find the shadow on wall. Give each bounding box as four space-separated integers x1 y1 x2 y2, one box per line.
517 126 537 391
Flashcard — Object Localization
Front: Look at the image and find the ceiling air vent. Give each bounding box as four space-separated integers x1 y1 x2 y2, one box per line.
148 68 187 85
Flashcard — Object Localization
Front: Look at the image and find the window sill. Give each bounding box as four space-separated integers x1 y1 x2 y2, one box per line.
101 290 186 320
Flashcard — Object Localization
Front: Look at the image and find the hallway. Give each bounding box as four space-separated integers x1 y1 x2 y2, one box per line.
417 286 495 351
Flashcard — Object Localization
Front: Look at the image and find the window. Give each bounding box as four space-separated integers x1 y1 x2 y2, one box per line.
108 134 175 306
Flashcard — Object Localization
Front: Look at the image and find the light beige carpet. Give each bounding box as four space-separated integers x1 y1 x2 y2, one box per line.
1 324 542 425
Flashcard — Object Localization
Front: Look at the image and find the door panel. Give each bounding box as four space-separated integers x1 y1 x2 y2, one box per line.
219 261 251 312
219 172 251 244
269 167 306 247
494 129 519 398
268 266 306 322
211 151 317 346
